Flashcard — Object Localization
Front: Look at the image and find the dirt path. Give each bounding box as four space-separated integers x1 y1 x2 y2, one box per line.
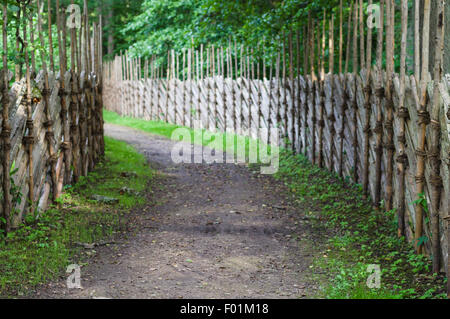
37 124 320 299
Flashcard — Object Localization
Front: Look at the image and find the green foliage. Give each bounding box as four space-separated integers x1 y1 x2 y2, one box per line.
413 193 429 214
412 193 430 248
1 0 140 75
120 0 351 72
117 0 419 76
1 0 420 78
74 137 154 208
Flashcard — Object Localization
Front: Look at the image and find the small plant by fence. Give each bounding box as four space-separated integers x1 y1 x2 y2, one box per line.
0 1 104 234
103 0 450 280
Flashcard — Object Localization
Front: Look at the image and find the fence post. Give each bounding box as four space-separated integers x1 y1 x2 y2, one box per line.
414 0 431 253
69 0 80 183
311 23 317 165
396 0 409 238
351 1 359 183
37 0 58 205
223 46 228 133
329 15 336 172
47 0 55 72
247 47 252 136
56 0 71 193
282 34 288 146
384 0 396 211
289 32 295 153
296 31 302 154
198 47 202 128
1 2 12 233
22 1 35 215
362 0 373 198
236 39 238 134
429 0 445 273
374 0 385 206
318 15 326 169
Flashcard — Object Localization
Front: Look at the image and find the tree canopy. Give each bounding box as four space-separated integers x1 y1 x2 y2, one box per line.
120 0 347 61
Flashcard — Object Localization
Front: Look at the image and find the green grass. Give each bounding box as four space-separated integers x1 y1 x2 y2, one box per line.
274 150 447 299
71 137 154 209
0 137 154 297
104 110 181 140
104 109 279 161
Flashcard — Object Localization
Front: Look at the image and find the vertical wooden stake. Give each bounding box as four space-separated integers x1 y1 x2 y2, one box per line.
303 24 308 76
48 0 55 72
240 45 245 134
352 0 359 182
344 1 353 74
199 45 203 127
233 40 238 133
318 13 326 169
396 0 409 238
289 32 295 152
329 14 336 172
222 46 227 132
22 1 35 215
1 1 12 232
339 0 343 74
296 30 303 153
329 14 335 75
385 0 396 212
414 0 432 254
414 0 421 85
282 33 288 144
37 0 58 206
207 47 211 129
56 0 71 192
362 0 374 197
310 21 317 164
359 0 365 70
374 0 385 207
257 44 263 139
69 0 80 183
29 8 36 73
182 49 186 126
165 50 170 123
215 47 219 130
275 43 281 147
429 0 445 272
211 46 216 130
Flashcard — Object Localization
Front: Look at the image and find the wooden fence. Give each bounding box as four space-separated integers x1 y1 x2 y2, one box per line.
103 0 450 278
0 1 104 232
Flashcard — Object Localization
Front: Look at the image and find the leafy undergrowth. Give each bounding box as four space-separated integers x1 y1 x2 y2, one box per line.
0 137 154 298
275 150 447 299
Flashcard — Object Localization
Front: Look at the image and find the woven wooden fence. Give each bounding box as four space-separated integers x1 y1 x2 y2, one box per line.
104 0 450 278
0 1 104 232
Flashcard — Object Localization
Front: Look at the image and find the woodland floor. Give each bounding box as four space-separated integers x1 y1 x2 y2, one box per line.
33 124 322 299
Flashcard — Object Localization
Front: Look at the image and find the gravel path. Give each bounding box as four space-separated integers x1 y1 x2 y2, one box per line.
36 124 320 299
